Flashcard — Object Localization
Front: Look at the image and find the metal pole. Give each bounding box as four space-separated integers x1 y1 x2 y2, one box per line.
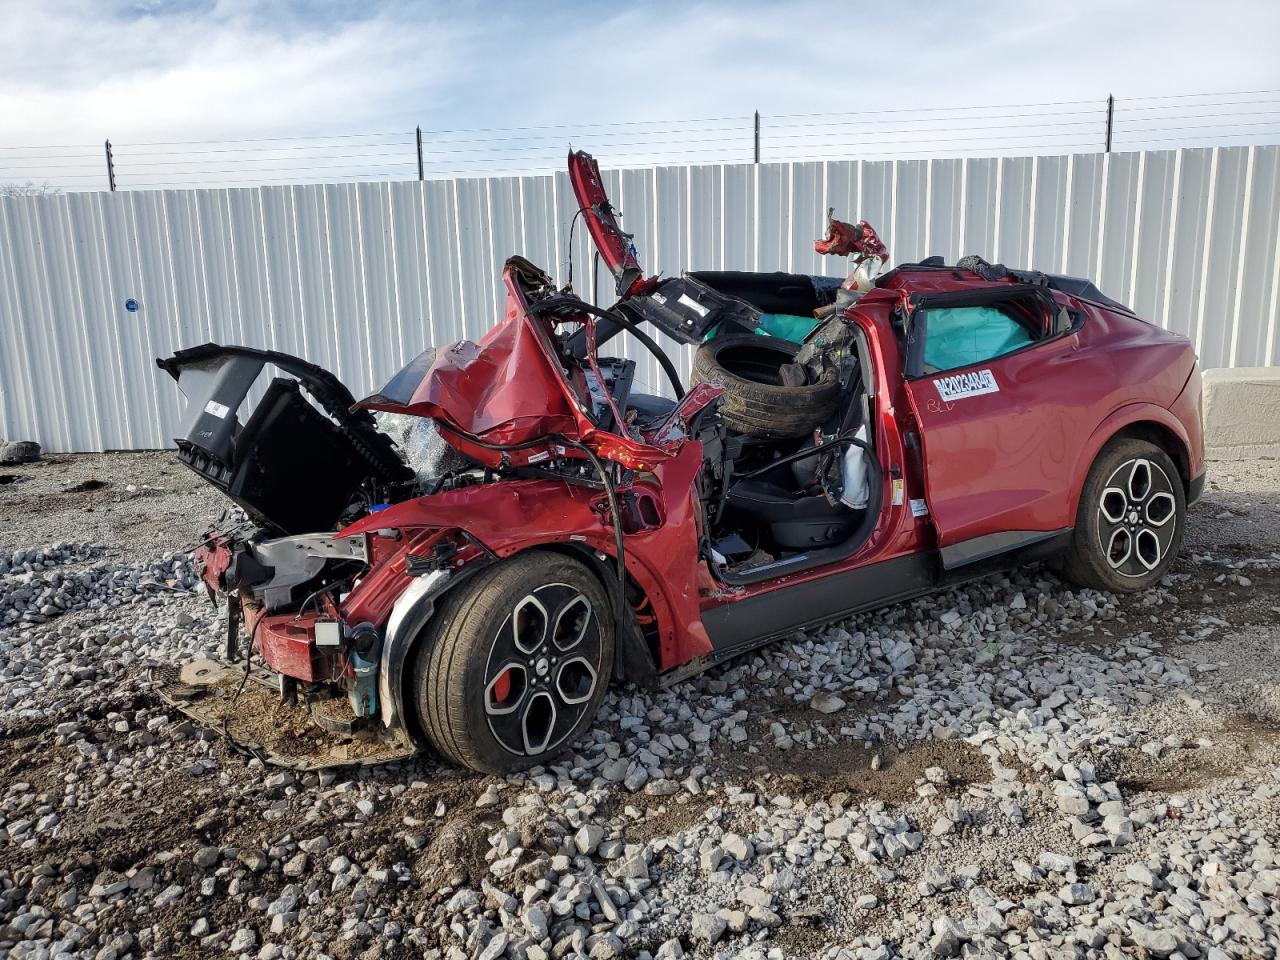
753 111 760 164
1104 95 1114 153
104 139 116 191
416 126 424 181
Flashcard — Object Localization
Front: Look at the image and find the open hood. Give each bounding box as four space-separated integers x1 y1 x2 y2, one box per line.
567 150 648 298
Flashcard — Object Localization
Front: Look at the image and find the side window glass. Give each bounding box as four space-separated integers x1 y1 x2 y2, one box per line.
921 305 1035 374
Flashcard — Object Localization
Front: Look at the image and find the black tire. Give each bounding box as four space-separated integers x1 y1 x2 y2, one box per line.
692 333 839 438
411 551 614 774
1057 439 1186 593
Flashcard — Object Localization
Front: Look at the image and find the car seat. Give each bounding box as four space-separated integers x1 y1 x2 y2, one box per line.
726 478 859 550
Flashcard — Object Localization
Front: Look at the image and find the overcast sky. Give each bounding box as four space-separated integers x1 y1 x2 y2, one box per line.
2 0 1279 187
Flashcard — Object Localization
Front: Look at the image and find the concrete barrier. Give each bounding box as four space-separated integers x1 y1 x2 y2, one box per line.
1203 367 1280 461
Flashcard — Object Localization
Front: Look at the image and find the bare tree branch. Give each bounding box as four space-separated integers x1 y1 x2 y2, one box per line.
0 181 64 198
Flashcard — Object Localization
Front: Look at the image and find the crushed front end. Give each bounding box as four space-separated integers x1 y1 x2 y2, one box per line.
152 344 436 767
154 251 716 771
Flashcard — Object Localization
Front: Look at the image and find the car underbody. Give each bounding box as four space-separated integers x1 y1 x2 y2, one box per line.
154 151 1205 773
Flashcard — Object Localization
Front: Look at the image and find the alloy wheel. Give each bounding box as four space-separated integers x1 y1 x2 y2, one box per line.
1095 457 1178 578
482 583 603 756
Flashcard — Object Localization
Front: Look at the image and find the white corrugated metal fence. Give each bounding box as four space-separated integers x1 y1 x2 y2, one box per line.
2 145 1278 453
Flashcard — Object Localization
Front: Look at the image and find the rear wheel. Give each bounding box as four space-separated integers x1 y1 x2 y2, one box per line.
411 551 614 774
1058 439 1185 592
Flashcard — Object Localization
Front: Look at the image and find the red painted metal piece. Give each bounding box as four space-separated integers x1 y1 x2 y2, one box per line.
567 150 651 298
247 604 341 683
642 381 725 448
195 537 232 593
339 443 714 670
359 261 673 475
815 213 888 263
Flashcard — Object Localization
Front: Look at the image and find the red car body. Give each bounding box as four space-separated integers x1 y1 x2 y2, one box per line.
162 151 1205 763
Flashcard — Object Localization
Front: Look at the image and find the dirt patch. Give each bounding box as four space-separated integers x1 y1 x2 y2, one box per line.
200 678 403 765
755 683 905 722
150 666 415 769
771 911 836 957
0 451 218 559
1107 711 1280 794
712 737 995 805
1048 555 1280 654
623 795 712 845
2 708 500 953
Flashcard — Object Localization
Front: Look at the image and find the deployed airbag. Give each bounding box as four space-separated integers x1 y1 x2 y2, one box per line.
755 313 821 344
922 306 1032 371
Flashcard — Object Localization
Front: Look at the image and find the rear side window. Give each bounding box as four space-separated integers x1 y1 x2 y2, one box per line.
920 305 1035 373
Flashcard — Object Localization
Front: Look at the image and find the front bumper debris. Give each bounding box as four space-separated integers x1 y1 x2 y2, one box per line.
149 660 417 771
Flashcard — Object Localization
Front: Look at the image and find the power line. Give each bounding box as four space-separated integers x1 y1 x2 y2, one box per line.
112 140 414 158
0 143 99 152
1112 99 1280 114
1122 87 1280 102
765 98 1100 121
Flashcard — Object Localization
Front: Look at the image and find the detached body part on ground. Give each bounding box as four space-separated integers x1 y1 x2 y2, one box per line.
155 150 1207 775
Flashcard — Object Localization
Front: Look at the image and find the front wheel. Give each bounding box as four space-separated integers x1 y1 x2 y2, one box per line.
411 551 614 774
1057 439 1186 592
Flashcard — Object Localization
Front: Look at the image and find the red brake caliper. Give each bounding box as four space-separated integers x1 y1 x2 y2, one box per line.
493 668 512 704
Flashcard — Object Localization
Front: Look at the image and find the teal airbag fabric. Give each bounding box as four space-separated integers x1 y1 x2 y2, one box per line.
704 313 820 343
922 306 1032 370
756 313 821 343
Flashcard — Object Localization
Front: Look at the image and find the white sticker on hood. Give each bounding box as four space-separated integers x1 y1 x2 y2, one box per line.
203 400 231 419
934 368 999 402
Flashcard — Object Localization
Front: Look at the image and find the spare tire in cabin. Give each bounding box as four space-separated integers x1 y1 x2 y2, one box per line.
692 333 839 438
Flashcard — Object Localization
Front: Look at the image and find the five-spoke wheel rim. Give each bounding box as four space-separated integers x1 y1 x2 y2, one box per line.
483 583 602 757
1096 457 1178 578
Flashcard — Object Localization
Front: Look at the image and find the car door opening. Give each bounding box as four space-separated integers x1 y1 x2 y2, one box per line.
696 316 885 584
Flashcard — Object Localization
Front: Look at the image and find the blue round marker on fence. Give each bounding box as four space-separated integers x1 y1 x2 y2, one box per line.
124 298 139 313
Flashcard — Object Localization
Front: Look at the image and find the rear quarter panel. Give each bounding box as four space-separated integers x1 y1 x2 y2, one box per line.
1060 304 1199 522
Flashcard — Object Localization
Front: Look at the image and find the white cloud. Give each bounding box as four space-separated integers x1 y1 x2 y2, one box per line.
1 0 1277 188
0 1 472 143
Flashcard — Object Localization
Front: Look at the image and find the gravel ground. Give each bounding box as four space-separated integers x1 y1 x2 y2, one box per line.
1 452 1278 960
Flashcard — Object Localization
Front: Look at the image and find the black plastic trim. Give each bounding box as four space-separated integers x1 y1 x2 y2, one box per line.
1188 466 1207 507
702 553 936 654
940 528 1072 570
696 527 1074 670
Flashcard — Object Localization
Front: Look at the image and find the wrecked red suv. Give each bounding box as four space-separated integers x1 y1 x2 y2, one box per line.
157 151 1205 773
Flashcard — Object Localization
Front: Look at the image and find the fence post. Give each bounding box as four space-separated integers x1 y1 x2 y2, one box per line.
416 126 424 181
104 139 117 191
1104 95 1114 153
753 111 760 164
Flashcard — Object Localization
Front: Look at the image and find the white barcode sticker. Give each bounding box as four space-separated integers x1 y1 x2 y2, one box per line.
204 400 231 419
934 368 998 402
910 498 929 517
677 293 710 317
